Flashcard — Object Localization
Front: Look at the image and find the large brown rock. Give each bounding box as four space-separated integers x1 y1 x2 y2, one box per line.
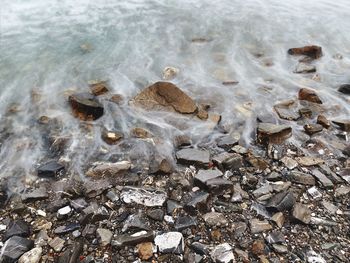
69 92 104 120
298 88 322 104
257 123 292 145
288 45 322 59
131 82 197 114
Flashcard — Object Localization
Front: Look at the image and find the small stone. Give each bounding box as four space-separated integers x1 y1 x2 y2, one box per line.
311 169 334 188
70 198 88 212
338 84 350 95
272 244 288 254
101 130 123 144
18 247 42 263
250 218 272 234
174 135 192 148
89 81 109 96
271 212 285 228
121 187 167 207
266 232 285 244
22 187 48 202
335 186 350 197
57 206 72 219
251 239 266 256
233 222 247 239
96 228 113 246
194 169 222 187
299 107 313 118
176 148 210 167
274 100 300 121
137 242 154 260
307 186 322 199
79 204 109 225
210 230 222 242
162 66 179 80
154 232 184 254
289 171 315 185
304 123 323 135
86 161 131 178
109 94 123 104
216 133 240 150
68 92 104 120
317 115 330 128
212 152 243 171
4 220 30 241
203 212 228 227
257 123 292 145
48 237 65 252
174 216 197 231
332 119 350 131
1 236 34 263
146 209 164 221
112 231 154 247
54 223 80 235
197 106 209 120
191 242 209 255
280 157 298 170
131 127 152 138
184 191 210 214
292 203 311 224
37 161 64 178
294 63 316 73
210 243 234 263
266 191 295 212
288 45 322 59
298 88 322 104
295 156 324 166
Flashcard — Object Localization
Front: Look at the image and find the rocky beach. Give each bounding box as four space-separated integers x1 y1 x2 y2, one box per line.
0 0 350 262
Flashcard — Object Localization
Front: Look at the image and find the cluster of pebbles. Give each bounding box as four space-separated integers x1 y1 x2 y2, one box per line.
0 46 349 263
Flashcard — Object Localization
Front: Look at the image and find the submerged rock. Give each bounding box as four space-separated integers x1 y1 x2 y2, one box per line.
86 161 131 178
294 63 316 74
89 81 109 96
298 88 322 104
257 123 292 144
176 148 210 167
162 67 179 80
332 119 350 131
274 100 300 121
338 84 350 95
317 115 330 128
1 236 34 263
288 45 322 59
304 123 323 135
101 130 123 144
68 92 104 120
131 81 197 114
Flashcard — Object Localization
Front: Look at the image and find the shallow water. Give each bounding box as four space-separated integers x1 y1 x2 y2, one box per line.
0 0 349 183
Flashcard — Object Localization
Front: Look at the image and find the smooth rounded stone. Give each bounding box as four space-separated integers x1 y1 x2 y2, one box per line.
137 242 154 261
273 100 300 121
162 66 179 80
288 45 322 59
289 171 315 185
121 187 167 207
332 119 350 131
86 161 131 178
18 247 42 263
37 161 64 178
317 115 330 128
1 236 34 263
96 228 113 246
176 148 210 167
295 156 324 166
4 220 30 241
298 88 322 104
174 216 197 231
101 130 123 145
68 92 104 120
216 133 240 150
272 212 285 228
210 243 235 263
146 209 164 221
338 84 350 95
292 203 311 224
203 212 228 227
304 123 323 135
154 232 184 254
89 81 109 96
294 63 316 73
257 123 292 145
48 237 65 252
131 81 197 114
57 205 72 219
250 218 272 234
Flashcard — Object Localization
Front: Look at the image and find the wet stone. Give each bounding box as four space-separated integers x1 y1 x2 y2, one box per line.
295 156 324 166
121 187 167 207
266 191 295 212
48 237 65 252
113 230 154 247
317 115 331 128
250 218 272 234
289 171 316 185
332 119 350 131
101 130 123 144
174 216 197 231
154 232 184 254
176 148 210 167
85 161 131 178
298 88 322 104
37 161 64 178
22 187 48 202
69 92 104 120
338 84 350 95
294 63 316 73
18 247 42 263
288 45 322 59
194 169 222 187
1 236 34 263
203 212 228 227
274 100 300 121
257 123 292 145
4 220 30 241
174 134 192 148
89 81 109 96
292 203 311 224
299 107 313 118
304 123 323 135
210 243 235 263
216 133 240 150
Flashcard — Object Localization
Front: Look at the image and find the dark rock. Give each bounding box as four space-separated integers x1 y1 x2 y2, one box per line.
70 198 88 212
174 216 197 231
194 169 222 187
205 178 233 194
203 212 228 227
304 123 323 135
294 63 316 73
54 223 80 235
167 200 182 215
184 191 210 214
79 204 109 225
122 213 148 232
147 209 164 221
266 191 295 212
191 242 209 255
21 187 48 202
0 236 33 263
266 232 286 244
292 203 311 224
338 84 350 95
343 145 350 157
212 152 243 171
82 224 96 239
112 230 154 247
45 199 69 213
210 243 234 263
332 120 350 131
216 133 240 150
289 171 315 185
311 169 334 188
288 45 322 59
0 183 7 208
317 115 330 128
131 81 197 114
298 88 322 104
257 123 292 145
37 161 64 178
4 220 30 241
176 148 210 167
68 92 104 120
233 222 247 239
83 179 111 198
274 100 300 121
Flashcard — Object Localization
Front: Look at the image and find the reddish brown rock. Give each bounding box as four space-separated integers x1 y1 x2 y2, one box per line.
298 88 322 104
257 123 292 145
303 123 323 135
137 242 154 260
131 81 197 114
317 115 330 128
288 45 322 59
68 92 104 120
89 81 109 96
251 240 266 256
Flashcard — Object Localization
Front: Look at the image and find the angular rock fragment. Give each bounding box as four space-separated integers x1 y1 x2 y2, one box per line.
1 236 34 263
48 237 65 252
294 63 316 74
54 223 80 235
154 232 184 254
250 218 272 234
257 123 292 145
304 123 323 135
174 216 197 231
298 88 322 104
18 247 42 263
203 212 228 227
266 191 295 212
184 191 210 214
273 100 300 121
332 119 350 131
176 148 210 167
292 203 311 224
21 187 48 202
194 169 222 187
120 187 167 207
212 152 243 171
205 178 233 194
173 135 191 148
131 127 152 138
311 169 333 188
37 161 64 178
137 242 154 260
316 115 330 128
280 156 298 170
86 161 131 178
79 204 109 225
191 242 209 255
146 209 164 221
4 220 30 241
216 133 240 150
113 231 154 247
210 243 234 263
338 84 350 95
89 81 109 96
295 156 324 166
289 171 315 185
272 212 285 228
96 228 113 246
69 92 104 120
131 81 197 114
288 45 322 59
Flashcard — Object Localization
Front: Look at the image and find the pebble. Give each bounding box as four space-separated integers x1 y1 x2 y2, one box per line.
154 232 184 254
